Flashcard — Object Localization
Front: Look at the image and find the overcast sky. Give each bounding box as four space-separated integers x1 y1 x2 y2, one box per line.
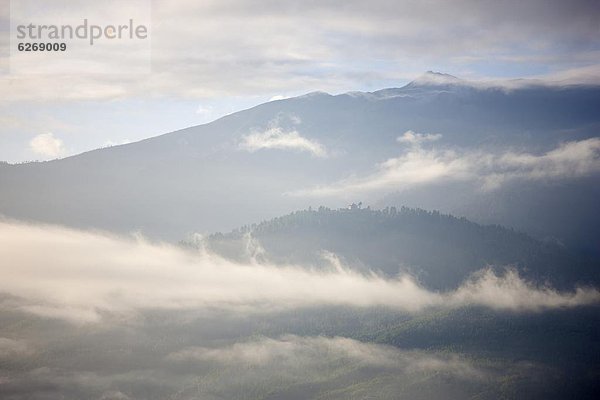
0 0 599 162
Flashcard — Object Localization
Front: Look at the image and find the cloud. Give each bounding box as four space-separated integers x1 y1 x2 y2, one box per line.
534 64 600 86
28 133 66 159
0 337 34 358
240 117 327 157
168 335 486 379
397 130 443 145
292 136 600 196
291 145 474 196
1 0 599 104
0 221 597 323
1 329 546 400
161 335 558 399
451 269 599 310
483 138 600 189
269 95 289 101
240 127 328 157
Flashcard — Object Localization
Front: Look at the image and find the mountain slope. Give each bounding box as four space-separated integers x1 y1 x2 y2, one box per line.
1 73 599 245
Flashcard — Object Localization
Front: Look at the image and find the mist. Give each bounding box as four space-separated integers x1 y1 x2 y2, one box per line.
0 220 597 324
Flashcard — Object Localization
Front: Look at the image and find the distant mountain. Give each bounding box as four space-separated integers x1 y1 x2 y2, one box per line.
1 73 599 248
402 70 464 89
203 207 598 291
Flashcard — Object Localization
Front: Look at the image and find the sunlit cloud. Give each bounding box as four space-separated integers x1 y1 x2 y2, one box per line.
240 127 328 157
482 138 600 189
0 221 597 323
240 116 327 157
168 335 487 380
292 136 600 196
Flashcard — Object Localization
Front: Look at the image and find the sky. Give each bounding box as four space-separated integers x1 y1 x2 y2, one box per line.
0 0 599 163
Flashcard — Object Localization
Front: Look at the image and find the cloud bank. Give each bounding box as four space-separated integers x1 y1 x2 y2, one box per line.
168 335 486 380
0 221 597 323
2 329 543 400
293 135 600 196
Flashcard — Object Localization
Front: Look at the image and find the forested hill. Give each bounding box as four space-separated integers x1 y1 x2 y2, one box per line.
205 206 598 290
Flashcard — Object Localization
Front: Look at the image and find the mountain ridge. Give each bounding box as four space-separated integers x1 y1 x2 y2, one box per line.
1 73 599 244
203 206 597 290
5 71 600 166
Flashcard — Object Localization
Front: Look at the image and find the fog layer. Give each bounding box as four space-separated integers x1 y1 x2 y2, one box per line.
1 221 597 323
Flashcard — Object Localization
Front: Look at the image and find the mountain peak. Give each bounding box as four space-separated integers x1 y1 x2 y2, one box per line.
407 71 463 87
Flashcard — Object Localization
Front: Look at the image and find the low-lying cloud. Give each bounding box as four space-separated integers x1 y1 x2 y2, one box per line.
169 335 486 380
292 134 600 196
0 221 597 323
240 126 327 157
2 330 543 400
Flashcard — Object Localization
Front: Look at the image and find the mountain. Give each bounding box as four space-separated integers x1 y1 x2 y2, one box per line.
1 73 599 249
194 206 600 398
202 206 598 290
402 70 464 89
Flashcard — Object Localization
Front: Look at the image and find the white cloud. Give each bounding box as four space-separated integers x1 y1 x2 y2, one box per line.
397 130 443 145
168 335 486 380
158 334 555 398
28 133 66 159
451 269 599 310
482 138 600 189
0 221 597 323
292 145 474 196
1 1 599 103
293 136 600 196
240 117 327 157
